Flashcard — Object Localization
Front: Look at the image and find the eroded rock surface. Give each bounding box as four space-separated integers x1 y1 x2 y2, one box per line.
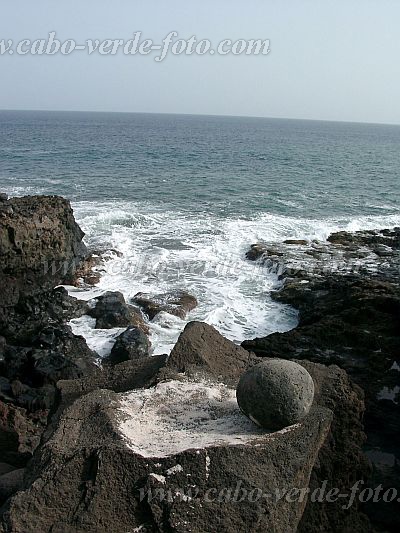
0 368 336 533
243 228 400 531
132 290 198 320
0 196 97 480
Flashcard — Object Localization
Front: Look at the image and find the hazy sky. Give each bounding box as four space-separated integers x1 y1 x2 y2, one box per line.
1 1 400 124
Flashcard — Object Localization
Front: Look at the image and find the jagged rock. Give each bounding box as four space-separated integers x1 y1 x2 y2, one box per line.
237 359 315 430
243 227 400 531
30 325 99 386
0 378 12 403
0 193 8 202
105 326 151 366
88 291 149 333
0 373 332 532
1 325 97 389
0 355 371 533
9 382 56 412
0 286 88 345
132 290 198 320
0 195 87 309
167 321 258 386
0 464 15 476
0 400 47 467
56 355 167 415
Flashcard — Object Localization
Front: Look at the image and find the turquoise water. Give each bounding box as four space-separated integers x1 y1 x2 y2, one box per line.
1 110 399 354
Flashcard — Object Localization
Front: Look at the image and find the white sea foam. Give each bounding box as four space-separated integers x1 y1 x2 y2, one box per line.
67 201 400 357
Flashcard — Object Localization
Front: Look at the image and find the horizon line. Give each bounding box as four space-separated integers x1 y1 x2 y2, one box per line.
1 108 399 128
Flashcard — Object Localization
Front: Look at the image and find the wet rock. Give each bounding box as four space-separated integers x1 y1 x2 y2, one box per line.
167 321 258 386
245 243 268 261
88 291 149 333
132 290 198 320
283 239 309 245
237 359 315 430
0 193 8 202
373 244 394 257
105 326 150 366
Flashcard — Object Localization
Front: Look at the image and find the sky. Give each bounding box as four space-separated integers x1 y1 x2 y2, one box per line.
1 0 400 124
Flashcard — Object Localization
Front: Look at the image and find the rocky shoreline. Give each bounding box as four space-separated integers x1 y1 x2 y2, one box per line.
0 194 398 532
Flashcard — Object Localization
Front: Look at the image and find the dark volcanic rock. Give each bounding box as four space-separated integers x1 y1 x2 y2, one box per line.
71 249 123 287
0 279 88 346
283 239 309 245
0 195 99 482
237 359 315 430
243 227 400 532
0 400 47 467
0 356 370 533
167 321 258 386
0 195 87 309
132 289 198 320
245 243 269 261
105 326 151 366
88 291 149 333
1 325 98 388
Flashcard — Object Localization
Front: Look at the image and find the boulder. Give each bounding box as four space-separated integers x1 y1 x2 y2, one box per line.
0 355 371 533
105 327 150 366
88 291 149 333
0 375 332 533
237 359 315 430
167 321 258 386
132 290 198 320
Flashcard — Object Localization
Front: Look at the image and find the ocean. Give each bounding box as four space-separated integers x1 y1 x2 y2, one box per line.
1 110 399 355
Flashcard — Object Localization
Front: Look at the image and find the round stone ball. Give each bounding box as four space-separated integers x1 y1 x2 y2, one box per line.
236 359 315 430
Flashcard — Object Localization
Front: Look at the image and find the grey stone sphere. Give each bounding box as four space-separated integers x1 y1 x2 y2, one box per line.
236 359 314 430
